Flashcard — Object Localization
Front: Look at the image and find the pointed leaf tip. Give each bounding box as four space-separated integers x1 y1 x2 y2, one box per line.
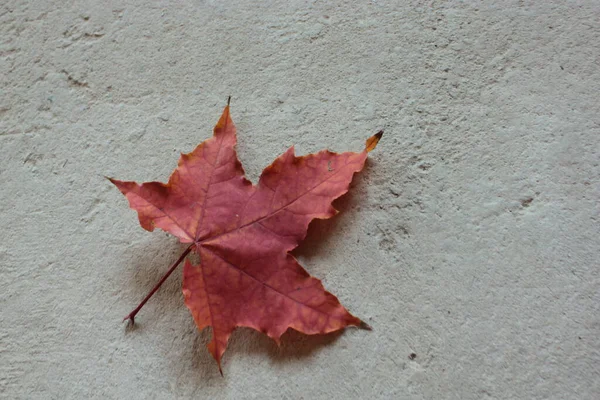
214 100 233 133
365 130 383 152
106 176 120 187
359 320 372 330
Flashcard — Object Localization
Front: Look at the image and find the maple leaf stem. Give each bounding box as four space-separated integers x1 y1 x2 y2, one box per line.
123 244 194 324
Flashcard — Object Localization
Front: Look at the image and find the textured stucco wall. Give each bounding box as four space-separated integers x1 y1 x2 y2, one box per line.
1 1 599 399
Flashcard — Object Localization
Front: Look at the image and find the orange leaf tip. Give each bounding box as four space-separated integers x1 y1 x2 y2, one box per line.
365 130 383 152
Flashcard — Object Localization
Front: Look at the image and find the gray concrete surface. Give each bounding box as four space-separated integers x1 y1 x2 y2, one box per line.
1 1 599 399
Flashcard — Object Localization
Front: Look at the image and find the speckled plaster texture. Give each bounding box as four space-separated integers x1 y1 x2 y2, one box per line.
1 1 599 399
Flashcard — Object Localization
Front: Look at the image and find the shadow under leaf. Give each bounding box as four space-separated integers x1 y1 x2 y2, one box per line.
119 235 188 330
189 325 347 376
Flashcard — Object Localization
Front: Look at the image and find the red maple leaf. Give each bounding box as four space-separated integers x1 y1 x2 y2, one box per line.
109 99 382 373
